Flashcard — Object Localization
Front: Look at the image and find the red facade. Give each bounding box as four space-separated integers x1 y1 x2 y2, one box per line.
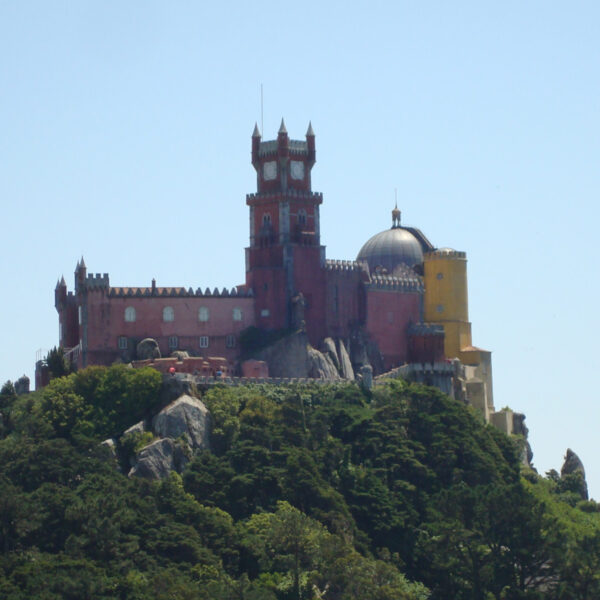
51 123 442 382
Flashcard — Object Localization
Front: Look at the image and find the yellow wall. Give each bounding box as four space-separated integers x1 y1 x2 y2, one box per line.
424 250 472 358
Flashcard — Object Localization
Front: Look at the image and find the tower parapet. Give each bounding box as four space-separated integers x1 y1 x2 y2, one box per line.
85 273 110 289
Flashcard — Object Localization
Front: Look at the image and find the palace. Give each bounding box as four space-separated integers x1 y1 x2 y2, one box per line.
49 121 494 416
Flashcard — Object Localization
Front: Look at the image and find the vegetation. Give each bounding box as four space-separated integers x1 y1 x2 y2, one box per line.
0 367 598 599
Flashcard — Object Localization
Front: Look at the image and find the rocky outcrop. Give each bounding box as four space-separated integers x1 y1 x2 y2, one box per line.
136 338 161 360
512 412 534 467
561 448 588 500
337 339 354 380
128 438 189 479
256 332 312 378
321 338 341 372
123 419 147 436
100 438 118 461
307 347 341 380
348 326 384 375
152 394 211 451
255 331 355 381
160 373 197 405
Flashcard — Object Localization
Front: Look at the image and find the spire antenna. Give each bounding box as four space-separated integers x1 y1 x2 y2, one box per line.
260 83 264 135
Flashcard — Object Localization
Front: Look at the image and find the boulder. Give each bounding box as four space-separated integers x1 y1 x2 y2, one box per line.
128 438 189 479
152 394 211 450
256 331 312 378
256 331 342 380
136 338 161 360
337 339 355 380
123 419 147 436
160 373 197 405
100 437 118 460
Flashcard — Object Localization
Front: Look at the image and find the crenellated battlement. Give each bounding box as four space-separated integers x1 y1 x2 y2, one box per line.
257 138 309 158
85 273 110 288
366 272 424 292
246 189 323 203
425 248 466 260
408 323 445 336
108 285 254 298
325 259 363 272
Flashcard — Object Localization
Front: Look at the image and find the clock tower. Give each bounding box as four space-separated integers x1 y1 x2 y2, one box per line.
246 120 327 343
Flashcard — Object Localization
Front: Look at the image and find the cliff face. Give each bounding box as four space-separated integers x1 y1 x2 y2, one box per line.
255 331 343 380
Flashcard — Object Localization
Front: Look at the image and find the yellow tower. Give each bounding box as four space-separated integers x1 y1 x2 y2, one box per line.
423 248 472 359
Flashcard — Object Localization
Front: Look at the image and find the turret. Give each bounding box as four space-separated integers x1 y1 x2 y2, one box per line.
74 257 87 292
54 276 67 309
277 118 289 159
306 121 315 167
251 122 261 168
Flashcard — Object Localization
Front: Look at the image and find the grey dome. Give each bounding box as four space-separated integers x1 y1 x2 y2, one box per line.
357 227 424 273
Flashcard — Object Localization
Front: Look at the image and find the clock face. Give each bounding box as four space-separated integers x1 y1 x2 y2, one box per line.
263 161 277 181
290 160 304 180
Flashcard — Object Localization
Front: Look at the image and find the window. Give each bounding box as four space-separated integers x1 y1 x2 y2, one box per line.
298 209 307 226
226 334 236 348
232 307 242 321
168 336 178 349
198 306 209 322
59 322 63 344
436 272 444 280
262 213 272 226
124 306 136 322
118 336 128 350
199 336 209 348
260 309 270 317
78 306 82 325
163 306 174 322
436 304 444 313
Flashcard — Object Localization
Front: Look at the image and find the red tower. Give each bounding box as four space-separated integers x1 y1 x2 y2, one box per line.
246 120 326 343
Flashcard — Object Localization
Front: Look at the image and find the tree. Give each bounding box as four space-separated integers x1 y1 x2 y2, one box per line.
45 346 73 379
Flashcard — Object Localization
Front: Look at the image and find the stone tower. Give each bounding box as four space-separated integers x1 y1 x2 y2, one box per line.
245 120 326 343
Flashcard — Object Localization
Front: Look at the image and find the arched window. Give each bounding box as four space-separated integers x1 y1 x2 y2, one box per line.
262 213 272 226
298 209 307 226
232 307 242 321
163 306 174 322
198 306 209 322
124 306 136 322
168 336 178 349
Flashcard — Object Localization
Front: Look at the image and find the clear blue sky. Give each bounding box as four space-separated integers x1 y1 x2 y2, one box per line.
2 2 599 496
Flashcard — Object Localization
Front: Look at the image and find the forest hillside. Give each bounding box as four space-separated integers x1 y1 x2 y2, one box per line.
0 366 598 599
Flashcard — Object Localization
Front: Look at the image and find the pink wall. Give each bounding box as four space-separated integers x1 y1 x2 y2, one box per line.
365 289 420 371
325 268 365 339
292 246 327 344
80 290 255 366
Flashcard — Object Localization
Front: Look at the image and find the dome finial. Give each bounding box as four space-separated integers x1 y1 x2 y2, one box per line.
392 189 401 228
